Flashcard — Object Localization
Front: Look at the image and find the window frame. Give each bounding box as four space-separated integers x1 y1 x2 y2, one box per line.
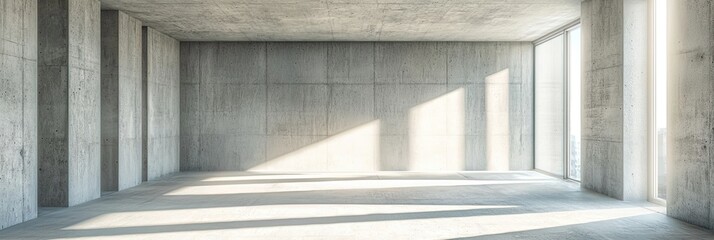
648 0 667 206
533 20 581 181
564 24 582 181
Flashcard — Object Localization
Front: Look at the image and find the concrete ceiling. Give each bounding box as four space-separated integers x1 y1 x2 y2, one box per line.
101 0 581 42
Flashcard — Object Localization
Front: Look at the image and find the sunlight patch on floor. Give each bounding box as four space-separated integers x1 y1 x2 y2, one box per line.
64 204 516 230
163 179 554 196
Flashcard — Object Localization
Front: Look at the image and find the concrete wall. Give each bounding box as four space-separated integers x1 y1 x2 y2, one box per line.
0 0 37 230
667 0 714 229
180 42 533 171
38 0 101 207
101 11 143 191
581 0 648 201
143 27 180 180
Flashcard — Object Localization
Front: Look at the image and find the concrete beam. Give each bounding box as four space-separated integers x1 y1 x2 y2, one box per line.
38 0 101 207
100 1 581 42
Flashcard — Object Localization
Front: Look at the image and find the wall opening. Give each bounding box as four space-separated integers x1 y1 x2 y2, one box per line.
651 0 667 204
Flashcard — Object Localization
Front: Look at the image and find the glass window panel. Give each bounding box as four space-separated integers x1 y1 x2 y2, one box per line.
535 35 565 176
568 27 582 181
655 0 667 201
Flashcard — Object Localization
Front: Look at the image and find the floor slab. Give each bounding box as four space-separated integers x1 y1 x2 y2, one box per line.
0 171 712 239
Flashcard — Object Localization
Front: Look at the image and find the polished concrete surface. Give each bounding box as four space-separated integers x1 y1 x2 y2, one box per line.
0 171 711 239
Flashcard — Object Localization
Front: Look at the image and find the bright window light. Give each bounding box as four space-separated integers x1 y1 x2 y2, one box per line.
653 0 667 202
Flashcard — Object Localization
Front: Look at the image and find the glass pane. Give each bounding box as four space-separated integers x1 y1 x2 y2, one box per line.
535 35 565 176
568 27 582 181
655 0 667 200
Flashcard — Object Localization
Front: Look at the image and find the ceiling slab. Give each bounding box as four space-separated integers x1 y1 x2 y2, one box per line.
101 0 581 41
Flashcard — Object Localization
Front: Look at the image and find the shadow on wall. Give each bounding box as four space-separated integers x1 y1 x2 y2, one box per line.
250 69 511 172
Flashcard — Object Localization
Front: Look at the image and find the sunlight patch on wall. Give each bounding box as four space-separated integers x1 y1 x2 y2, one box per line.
408 88 466 171
326 120 381 171
486 69 510 171
250 120 381 172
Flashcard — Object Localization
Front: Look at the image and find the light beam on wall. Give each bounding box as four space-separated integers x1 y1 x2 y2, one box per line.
250 120 381 172
486 69 510 171
408 88 466 171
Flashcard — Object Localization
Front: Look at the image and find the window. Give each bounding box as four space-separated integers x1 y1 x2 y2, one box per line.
534 22 581 179
535 35 565 177
567 26 582 181
651 0 667 204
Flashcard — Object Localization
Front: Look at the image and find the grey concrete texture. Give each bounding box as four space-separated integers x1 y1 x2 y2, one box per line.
37 0 102 207
1 172 713 239
143 27 180 181
0 0 37 230
101 10 119 192
37 0 70 208
580 0 648 201
180 42 534 172
99 0 581 42
667 0 714 229
101 10 143 192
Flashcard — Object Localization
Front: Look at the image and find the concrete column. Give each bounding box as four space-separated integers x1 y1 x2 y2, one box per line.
100 11 143 192
38 0 101 207
0 0 37 230
143 27 180 181
667 0 714 229
581 0 648 201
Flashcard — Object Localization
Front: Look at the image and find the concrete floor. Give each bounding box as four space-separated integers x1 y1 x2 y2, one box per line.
0 172 711 239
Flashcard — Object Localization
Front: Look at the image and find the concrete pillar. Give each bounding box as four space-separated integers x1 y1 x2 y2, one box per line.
0 0 37 230
37 0 101 207
581 0 648 201
100 11 143 192
143 27 181 181
667 0 714 229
